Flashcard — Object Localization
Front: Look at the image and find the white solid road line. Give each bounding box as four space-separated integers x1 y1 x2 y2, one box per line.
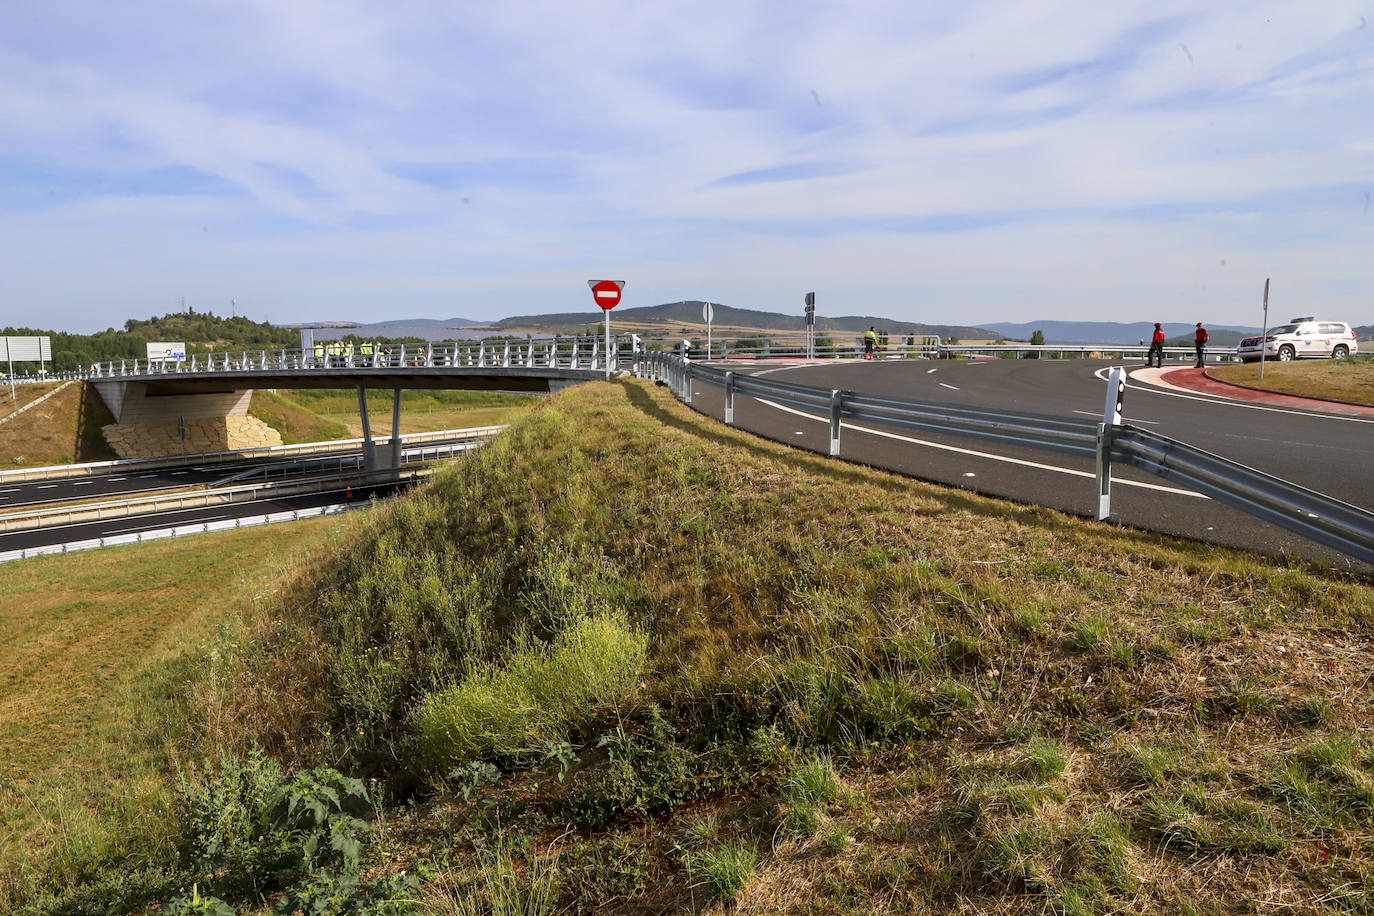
939 383 960 391
755 397 1206 499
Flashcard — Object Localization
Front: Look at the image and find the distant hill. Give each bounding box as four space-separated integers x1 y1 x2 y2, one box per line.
6 310 300 372
478 301 999 341
979 320 1262 346
1356 325 1373 340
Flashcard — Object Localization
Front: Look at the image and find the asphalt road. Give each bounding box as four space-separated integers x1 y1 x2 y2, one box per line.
0 481 407 552
687 358 1373 570
0 434 480 511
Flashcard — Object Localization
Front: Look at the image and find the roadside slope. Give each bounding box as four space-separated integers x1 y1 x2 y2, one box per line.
193 378 1374 914
0 381 116 468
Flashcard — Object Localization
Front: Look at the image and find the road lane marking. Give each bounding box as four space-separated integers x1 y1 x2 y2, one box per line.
754 397 1206 499
927 368 938 374
0 488 17 493
107 477 126 481
939 383 960 391
37 484 58 489
74 481 92 485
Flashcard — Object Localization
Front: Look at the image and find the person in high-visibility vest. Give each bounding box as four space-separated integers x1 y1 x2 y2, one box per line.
359 340 374 367
864 327 877 359
313 342 325 367
345 341 355 365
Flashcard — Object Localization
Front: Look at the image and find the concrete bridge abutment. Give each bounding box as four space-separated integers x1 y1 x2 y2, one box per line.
91 381 282 458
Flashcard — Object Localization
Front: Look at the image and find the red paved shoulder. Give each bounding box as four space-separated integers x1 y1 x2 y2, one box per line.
1145 367 1374 418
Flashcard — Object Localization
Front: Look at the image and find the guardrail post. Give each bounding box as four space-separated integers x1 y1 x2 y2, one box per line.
829 389 843 456
1096 367 1126 520
683 364 693 405
1095 423 1113 520
724 371 736 424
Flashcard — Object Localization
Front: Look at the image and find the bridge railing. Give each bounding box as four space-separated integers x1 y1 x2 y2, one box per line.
62 337 1245 380
635 351 1374 565
88 337 623 378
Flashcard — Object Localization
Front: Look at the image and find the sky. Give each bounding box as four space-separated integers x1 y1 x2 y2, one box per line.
2 1 1371 333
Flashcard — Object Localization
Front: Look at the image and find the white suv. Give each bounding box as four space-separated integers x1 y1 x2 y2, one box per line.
1236 318 1358 363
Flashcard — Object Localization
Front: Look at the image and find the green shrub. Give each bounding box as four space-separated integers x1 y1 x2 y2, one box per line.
561 720 696 829
412 611 646 767
174 749 292 894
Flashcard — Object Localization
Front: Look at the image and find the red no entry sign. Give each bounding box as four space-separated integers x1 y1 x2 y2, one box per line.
588 279 625 309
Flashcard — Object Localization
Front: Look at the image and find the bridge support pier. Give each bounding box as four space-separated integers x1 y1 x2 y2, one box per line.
391 389 402 470
357 387 376 472
356 387 405 473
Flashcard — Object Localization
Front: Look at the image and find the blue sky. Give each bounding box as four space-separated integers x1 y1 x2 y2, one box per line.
2 0 1371 332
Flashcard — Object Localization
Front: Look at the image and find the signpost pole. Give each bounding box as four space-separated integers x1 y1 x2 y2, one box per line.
1258 278 1270 380
604 308 611 380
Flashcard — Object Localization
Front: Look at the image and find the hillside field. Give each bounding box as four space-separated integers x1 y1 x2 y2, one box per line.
1 379 1371 914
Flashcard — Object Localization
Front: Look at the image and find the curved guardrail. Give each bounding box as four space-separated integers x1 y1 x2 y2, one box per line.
637 351 1374 565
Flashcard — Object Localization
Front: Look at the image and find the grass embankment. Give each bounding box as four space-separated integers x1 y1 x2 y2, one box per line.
0 382 116 468
247 391 350 444
1210 359 1374 405
266 388 534 437
0 513 365 909
1 382 66 419
8 379 1374 914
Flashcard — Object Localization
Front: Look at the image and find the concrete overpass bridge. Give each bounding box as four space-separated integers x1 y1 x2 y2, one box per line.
89 339 617 465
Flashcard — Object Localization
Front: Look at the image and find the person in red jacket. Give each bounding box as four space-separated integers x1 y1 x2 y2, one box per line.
1146 322 1167 367
1194 322 1209 368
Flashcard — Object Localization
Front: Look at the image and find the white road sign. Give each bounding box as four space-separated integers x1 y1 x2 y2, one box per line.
146 342 187 361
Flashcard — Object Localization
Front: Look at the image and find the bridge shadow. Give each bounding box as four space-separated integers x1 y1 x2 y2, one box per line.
617 380 1200 551
74 382 118 461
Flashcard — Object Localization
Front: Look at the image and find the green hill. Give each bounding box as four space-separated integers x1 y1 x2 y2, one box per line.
487 300 997 340
4 311 299 373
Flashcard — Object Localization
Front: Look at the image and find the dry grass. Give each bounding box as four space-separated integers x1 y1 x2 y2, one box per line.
8 379 1374 912
0 382 116 468
268 388 534 437
0 513 363 896
0 381 66 417
1211 359 1374 405
205 379 1374 915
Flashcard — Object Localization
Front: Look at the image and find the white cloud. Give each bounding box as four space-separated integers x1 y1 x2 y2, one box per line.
1 0 1371 331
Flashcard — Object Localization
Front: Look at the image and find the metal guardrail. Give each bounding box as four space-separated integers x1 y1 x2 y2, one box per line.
0 502 367 564
637 351 1374 565
0 425 506 483
0 467 434 533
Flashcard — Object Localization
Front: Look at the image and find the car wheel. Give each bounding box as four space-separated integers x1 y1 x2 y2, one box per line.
1332 345 1350 359
1277 345 1295 362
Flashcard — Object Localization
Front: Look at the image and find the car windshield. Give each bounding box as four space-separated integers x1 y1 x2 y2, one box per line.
1267 324 1298 335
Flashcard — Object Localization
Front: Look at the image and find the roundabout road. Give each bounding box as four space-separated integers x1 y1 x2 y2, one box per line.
686 358 1373 571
